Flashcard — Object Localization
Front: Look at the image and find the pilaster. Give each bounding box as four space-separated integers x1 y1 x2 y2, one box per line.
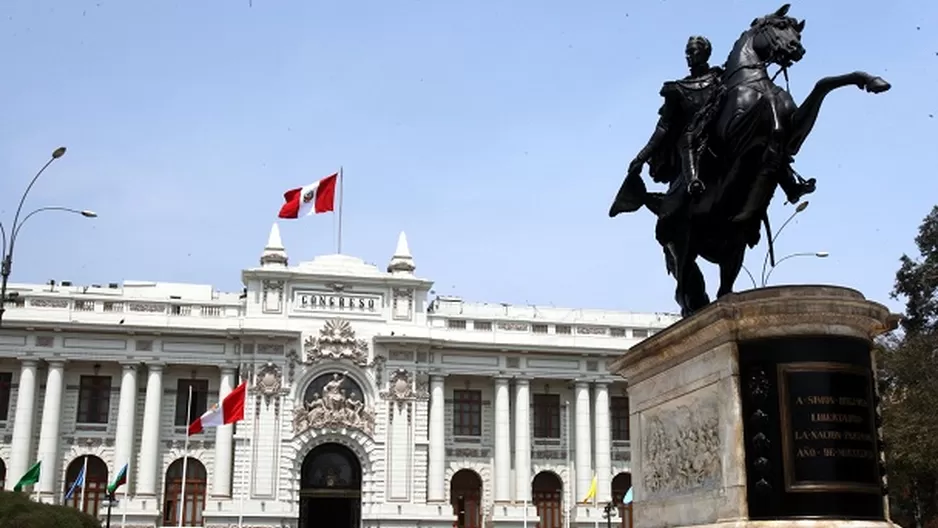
212 366 237 498
594 381 612 503
493 376 511 502
513 376 532 502
137 363 165 497
8 358 38 488
114 362 139 475
427 374 446 502
574 380 593 501
36 359 66 501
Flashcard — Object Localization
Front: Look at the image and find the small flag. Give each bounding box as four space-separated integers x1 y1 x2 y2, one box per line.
278 173 338 219
64 462 86 501
13 461 41 492
188 381 247 435
581 474 598 504
107 463 129 495
623 487 633 504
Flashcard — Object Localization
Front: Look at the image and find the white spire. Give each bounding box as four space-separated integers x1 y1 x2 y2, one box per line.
260 223 288 267
387 231 416 275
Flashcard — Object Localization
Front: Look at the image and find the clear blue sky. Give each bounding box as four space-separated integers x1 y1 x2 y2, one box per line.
1 0 935 315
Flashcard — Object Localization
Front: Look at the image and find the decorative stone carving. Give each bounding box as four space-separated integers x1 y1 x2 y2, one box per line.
497 321 529 332
253 362 287 407
373 354 386 387
303 319 369 366
30 298 69 309
382 369 415 402
415 371 430 399
389 349 413 361
642 401 721 498
293 372 375 436
257 343 284 355
392 288 414 320
446 447 491 458
262 280 285 313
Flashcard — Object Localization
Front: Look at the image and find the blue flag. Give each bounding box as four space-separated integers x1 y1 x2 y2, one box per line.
64 464 86 501
623 487 633 504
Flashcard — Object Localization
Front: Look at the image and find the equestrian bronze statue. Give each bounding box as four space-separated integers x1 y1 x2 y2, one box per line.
610 3 890 317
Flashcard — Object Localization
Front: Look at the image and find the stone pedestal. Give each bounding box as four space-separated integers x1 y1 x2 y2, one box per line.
609 286 901 528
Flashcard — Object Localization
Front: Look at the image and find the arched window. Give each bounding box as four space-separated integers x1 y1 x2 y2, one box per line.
0 458 6 490
611 472 633 528
63 455 109 515
532 471 564 528
450 469 483 528
163 458 208 526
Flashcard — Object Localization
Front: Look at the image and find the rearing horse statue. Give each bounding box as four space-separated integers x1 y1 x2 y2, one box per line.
610 4 890 317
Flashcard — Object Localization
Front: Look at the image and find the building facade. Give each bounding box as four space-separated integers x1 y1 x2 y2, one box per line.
0 226 678 528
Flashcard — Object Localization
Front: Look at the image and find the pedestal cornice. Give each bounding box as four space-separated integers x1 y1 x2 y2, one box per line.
609 285 899 386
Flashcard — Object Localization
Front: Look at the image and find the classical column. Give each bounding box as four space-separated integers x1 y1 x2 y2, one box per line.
137 363 164 496
114 363 139 475
574 381 593 501
427 375 446 502
513 377 531 502
8 359 38 487
593 382 612 503
493 377 511 502
36 360 66 500
212 366 237 497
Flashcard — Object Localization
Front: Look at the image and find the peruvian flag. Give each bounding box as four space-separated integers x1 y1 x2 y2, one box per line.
187 381 247 435
278 173 338 219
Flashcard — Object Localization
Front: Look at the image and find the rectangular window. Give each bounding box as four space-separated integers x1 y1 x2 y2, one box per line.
77 375 112 424
452 390 482 437
533 394 561 439
611 396 630 441
0 372 11 421
175 379 210 426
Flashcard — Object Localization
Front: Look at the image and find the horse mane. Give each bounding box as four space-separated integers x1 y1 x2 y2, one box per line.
748 4 804 34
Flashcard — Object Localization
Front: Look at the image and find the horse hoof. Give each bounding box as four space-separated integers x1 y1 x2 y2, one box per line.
866 77 891 94
688 180 706 196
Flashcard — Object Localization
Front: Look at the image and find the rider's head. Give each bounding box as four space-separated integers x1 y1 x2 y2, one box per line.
685 36 712 69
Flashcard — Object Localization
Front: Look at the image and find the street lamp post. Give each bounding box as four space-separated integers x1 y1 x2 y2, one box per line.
0 147 97 328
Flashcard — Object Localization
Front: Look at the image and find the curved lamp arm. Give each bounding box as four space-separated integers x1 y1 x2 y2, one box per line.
761 201 810 284
10 147 66 245
10 207 97 250
763 251 829 286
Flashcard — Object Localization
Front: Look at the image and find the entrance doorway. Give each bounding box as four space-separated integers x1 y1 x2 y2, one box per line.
299 443 362 528
450 469 483 528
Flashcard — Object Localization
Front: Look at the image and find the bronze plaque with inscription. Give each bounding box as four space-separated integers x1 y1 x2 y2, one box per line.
778 362 880 493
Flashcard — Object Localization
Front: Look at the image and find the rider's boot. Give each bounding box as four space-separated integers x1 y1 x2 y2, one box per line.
778 167 816 204
681 147 705 196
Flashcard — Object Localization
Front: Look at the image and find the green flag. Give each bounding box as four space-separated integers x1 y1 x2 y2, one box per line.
13 461 41 492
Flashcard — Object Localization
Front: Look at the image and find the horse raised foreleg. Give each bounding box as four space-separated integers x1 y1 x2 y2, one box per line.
787 72 891 156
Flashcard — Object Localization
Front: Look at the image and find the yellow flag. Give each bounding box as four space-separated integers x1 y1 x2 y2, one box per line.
581 474 597 504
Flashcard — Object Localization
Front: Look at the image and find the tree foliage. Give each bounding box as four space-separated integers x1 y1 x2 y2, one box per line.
880 205 938 527
0 491 101 528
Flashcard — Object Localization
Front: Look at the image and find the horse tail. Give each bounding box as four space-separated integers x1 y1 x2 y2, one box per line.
763 214 776 268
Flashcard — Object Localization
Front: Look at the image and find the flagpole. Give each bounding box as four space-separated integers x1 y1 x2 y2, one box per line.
337 166 344 255
80 455 89 512
179 385 193 528
121 462 130 528
34 460 40 503
564 401 571 528
238 373 251 528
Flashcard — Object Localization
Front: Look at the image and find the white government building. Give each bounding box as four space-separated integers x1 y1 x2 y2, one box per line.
0 226 678 528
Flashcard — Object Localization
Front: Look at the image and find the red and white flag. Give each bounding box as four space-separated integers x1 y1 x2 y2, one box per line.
187 381 247 435
278 173 338 219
